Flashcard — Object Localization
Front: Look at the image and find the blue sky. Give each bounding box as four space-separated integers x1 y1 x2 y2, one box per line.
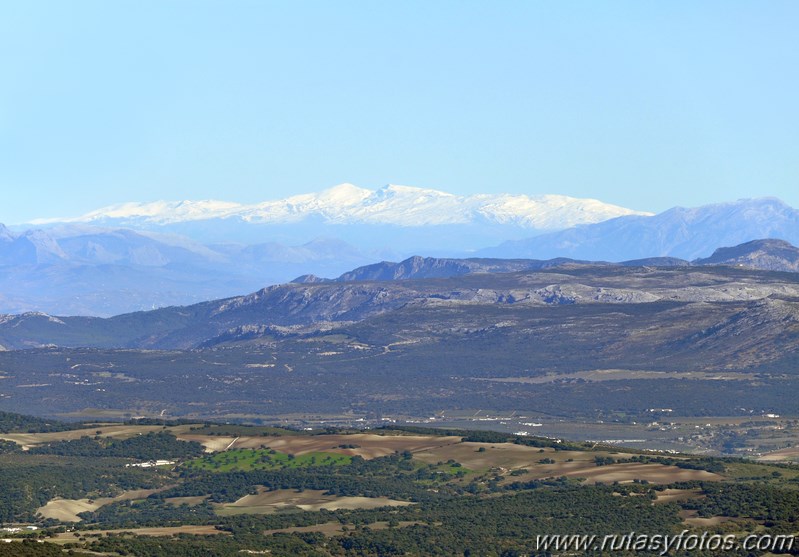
1 1 797 224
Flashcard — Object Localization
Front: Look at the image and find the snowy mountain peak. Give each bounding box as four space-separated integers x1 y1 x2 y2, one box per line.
56 199 244 223
30 183 651 230
377 184 457 198
316 183 374 204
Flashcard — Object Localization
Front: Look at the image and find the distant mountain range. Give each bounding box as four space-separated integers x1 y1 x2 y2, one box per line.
2 237 799 422
480 197 799 261
31 183 647 230
3 187 799 316
2 250 799 356
295 239 799 283
292 256 588 284
5 261 799 421
0 224 375 316
23 184 648 256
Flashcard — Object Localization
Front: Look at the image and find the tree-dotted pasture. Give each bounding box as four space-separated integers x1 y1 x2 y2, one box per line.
183 448 352 472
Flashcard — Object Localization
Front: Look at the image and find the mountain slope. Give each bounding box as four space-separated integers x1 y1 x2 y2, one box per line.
294 239 799 284
3 266 799 421
482 198 799 261
292 255 597 283
694 239 799 272
2 263 799 352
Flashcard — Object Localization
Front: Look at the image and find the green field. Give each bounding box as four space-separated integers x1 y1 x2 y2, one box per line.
183 448 352 472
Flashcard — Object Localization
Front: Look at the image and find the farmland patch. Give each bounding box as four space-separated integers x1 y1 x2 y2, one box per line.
216 488 415 515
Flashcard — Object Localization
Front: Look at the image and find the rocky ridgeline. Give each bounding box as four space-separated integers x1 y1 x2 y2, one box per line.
1 262 798 353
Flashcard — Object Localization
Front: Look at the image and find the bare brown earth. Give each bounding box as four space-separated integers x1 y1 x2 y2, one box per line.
414 442 722 484
415 442 637 472
263 521 423 536
164 495 209 507
175 432 461 458
47 522 418 543
414 442 721 484
0 425 167 450
37 488 165 522
679 509 738 527
550 462 722 485
757 445 799 462
52 524 228 542
414 441 556 470
216 488 415 516
654 488 704 504
175 434 238 452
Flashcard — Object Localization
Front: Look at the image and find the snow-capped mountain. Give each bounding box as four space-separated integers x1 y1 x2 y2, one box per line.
480 198 799 261
5 184 654 315
31 183 650 230
9 189 799 318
